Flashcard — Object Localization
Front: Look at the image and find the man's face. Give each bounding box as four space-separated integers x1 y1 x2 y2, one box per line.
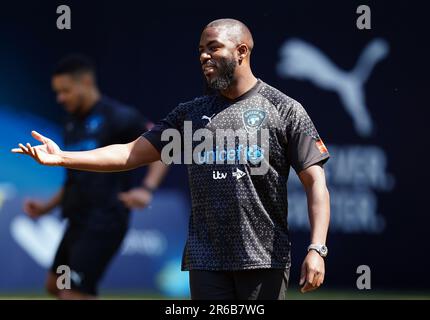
51 74 86 114
199 27 238 90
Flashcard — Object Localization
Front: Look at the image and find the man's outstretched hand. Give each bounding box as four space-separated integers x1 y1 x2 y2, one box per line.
11 131 63 166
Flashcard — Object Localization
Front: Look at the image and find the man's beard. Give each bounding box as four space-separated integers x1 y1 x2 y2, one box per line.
205 57 237 92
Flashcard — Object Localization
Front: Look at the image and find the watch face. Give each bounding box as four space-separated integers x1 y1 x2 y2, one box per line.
320 246 328 256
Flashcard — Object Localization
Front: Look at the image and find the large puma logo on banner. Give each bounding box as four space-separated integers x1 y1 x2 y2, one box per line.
277 38 389 137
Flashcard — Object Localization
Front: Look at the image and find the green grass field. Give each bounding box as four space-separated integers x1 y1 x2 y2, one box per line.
1 288 429 300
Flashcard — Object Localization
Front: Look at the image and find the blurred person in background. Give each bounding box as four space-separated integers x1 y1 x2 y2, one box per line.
22 55 168 299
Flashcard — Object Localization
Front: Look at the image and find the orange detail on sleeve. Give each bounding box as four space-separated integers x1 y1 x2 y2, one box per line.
316 139 328 154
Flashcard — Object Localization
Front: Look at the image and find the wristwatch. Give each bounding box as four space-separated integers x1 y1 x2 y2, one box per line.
307 244 328 258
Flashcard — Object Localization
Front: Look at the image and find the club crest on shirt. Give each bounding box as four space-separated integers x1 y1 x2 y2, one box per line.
242 109 266 133
86 115 103 133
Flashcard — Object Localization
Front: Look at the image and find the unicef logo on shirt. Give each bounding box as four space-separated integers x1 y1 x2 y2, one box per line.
243 109 266 133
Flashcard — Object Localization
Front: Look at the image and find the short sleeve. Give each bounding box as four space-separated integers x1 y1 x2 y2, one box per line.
285 102 330 174
142 103 188 153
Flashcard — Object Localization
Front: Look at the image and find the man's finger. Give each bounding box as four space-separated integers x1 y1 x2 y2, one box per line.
118 193 129 200
307 283 318 292
26 143 36 158
121 199 133 208
32 131 47 143
312 272 321 287
317 274 325 287
118 194 131 204
299 263 307 286
300 282 309 293
301 272 324 293
300 282 315 293
307 270 315 286
34 148 42 163
19 143 29 154
11 148 24 153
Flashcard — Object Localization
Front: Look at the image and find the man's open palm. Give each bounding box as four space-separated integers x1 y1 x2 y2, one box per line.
11 131 63 166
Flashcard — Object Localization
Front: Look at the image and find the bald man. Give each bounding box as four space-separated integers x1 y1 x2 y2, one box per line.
13 19 330 300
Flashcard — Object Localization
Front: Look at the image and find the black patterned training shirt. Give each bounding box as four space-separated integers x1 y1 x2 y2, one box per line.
143 80 330 271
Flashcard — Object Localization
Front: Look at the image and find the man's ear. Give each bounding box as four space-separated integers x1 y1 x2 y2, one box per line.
237 44 249 63
80 73 95 87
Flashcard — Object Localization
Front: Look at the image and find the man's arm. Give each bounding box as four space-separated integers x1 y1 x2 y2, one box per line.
24 187 64 219
60 137 160 172
42 186 64 212
142 161 169 191
12 131 160 172
297 163 330 293
118 161 169 209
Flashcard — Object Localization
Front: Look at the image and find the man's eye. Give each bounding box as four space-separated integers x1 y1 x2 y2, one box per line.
210 47 217 52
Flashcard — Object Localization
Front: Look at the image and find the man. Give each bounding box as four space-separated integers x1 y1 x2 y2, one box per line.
13 19 330 300
22 55 168 299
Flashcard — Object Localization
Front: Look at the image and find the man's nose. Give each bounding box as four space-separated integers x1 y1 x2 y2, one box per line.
200 51 211 64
